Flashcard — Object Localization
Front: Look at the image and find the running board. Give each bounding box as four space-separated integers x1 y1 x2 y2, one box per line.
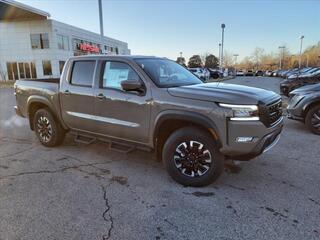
74 134 96 145
108 141 135 154
71 131 150 154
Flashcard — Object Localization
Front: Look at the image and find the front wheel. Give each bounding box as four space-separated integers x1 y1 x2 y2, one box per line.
34 108 66 147
162 127 224 187
305 105 320 135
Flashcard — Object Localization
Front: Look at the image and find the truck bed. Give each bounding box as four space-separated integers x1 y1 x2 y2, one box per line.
20 78 60 83
14 78 61 118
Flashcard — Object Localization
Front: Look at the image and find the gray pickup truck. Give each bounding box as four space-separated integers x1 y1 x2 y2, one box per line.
14 55 283 186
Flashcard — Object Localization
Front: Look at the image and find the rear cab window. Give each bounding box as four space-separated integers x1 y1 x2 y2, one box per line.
70 61 96 87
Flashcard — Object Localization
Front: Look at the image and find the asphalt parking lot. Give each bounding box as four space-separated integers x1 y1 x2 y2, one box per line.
0 77 319 240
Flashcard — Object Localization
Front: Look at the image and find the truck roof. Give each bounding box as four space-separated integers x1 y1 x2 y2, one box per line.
68 55 165 61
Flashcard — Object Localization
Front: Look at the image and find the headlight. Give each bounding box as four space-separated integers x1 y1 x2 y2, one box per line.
219 103 259 121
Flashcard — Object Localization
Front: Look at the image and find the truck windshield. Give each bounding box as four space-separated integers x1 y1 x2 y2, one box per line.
134 58 202 87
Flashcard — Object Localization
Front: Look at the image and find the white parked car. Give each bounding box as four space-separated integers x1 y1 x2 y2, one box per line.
189 68 210 81
236 69 245 76
265 70 273 76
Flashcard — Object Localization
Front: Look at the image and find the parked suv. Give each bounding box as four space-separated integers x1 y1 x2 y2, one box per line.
287 83 320 134
188 68 210 81
280 68 320 96
14 55 283 186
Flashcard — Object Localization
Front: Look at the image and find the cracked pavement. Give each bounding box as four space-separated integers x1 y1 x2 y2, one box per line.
0 77 320 240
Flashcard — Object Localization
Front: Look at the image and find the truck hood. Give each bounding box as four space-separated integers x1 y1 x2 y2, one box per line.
168 82 279 105
291 83 320 94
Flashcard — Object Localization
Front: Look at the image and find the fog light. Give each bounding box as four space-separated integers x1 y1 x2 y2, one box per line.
236 137 253 143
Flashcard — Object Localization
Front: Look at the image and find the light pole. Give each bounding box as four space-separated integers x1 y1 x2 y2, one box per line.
179 52 183 58
233 54 239 75
220 23 225 71
98 0 104 38
299 35 304 69
278 46 285 69
218 43 221 68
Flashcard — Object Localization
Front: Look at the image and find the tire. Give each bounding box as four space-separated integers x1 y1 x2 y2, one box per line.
305 105 320 135
162 127 224 187
33 108 66 147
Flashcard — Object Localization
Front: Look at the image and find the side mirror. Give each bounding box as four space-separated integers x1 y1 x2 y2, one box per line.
121 79 145 95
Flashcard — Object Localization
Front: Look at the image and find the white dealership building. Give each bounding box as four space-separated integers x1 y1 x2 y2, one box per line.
0 0 130 81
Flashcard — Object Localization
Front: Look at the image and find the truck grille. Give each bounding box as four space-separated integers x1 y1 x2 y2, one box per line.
260 99 283 127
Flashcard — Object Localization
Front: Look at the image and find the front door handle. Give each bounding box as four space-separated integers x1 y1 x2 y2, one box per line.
96 93 106 100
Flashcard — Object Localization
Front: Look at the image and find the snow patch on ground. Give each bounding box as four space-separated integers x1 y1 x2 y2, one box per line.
1 115 28 128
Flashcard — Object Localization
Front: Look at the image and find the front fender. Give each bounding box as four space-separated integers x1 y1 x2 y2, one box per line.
153 110 221 147
302 96 320 115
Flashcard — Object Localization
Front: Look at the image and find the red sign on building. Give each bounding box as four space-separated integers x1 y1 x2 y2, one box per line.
79 43 100 53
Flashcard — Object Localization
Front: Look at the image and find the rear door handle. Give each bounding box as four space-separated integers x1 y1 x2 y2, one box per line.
96 93 106 100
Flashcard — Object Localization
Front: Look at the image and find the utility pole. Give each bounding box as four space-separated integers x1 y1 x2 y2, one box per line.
220 23 225 71
218 43 221 68
299 35 304 69
278 46 285 69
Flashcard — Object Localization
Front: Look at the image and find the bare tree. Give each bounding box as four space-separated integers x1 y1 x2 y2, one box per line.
200 52 210 65
251 47 265 70
223 51 234 68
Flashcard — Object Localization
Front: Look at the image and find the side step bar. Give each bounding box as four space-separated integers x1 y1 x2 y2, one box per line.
74 134 96 145
71 132 148 154
108 141 135 154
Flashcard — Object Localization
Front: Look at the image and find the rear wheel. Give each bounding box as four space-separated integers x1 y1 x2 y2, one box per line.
162 127 224 187
305 105 320 135
34 108 65 147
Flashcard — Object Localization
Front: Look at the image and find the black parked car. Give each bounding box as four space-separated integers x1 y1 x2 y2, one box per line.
245 70 254 76
287 83 320 134
280 68 320 96
208 68 223 79
255 70 264 76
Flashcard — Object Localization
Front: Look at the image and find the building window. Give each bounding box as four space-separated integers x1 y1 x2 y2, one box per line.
30 33 49 49
6 62 14 80
42 60 52 76
6 62 19 80
57 34 69 50
31 62 37 79
70 61 95 87
18 63 25 79
25 63 31 78
7 62 36 80
59 61 66 74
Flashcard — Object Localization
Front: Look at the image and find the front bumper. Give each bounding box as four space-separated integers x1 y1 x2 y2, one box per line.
220 117 284 160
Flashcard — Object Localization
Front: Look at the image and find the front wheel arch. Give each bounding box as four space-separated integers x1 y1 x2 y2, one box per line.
302 99 320 120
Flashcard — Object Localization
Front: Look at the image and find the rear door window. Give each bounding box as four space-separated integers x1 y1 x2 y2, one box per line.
71 61 96 87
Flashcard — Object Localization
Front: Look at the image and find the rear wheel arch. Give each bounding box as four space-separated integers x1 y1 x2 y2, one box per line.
28 101 62 131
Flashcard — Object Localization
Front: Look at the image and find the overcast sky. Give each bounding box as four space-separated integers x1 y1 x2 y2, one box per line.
19 0 320 61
